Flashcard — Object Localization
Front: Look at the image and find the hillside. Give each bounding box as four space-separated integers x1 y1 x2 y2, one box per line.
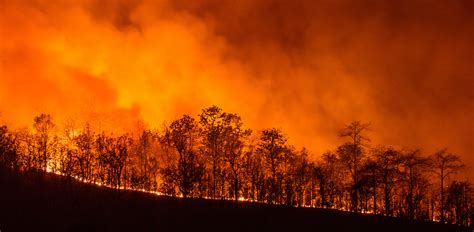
0 168 467 232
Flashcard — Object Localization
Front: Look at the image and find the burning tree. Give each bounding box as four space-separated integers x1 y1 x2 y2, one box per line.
220 112 251 201
33 114 55 172
0 107 472 227
257 128 288 204
337 121 370 212
160 115 204 198
446 181 473 225
431 149 465 222
199 106 227 199
0 125 19 170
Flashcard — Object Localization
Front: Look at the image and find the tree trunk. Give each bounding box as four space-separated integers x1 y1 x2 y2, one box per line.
373 172 377 213
440 168 445 222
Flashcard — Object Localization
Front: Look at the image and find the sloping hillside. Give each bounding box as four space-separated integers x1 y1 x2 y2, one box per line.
0 168 467 232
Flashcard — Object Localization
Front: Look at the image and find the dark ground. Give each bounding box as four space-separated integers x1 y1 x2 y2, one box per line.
0 168 468 232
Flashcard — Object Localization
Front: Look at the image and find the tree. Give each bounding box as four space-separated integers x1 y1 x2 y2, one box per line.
160 115 203 198
0 125 19 170
57 140 75 178
129 129 160 191
74 124 96 182
14 128 36 172
339 121 370 146
446 181 472 226
199 106 226 198
257 128 287 203
313 151 345 209
359 158 380 213
372 146 403 216
337 121 370 212
96 133 132 189
33 114 55 172
280 146 297 205
431 149 465 222
242 143 266 202
55 121 80 178
114 134 132 189
220 113 251 201
401 150 430 220
2 106 474 225
290 148 312 206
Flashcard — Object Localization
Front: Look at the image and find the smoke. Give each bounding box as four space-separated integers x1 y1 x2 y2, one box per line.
0 0 472 172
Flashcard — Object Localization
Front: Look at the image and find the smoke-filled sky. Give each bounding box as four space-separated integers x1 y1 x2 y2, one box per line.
0 0 473 173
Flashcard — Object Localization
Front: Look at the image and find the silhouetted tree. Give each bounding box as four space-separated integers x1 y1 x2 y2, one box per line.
242 143 266 201
446 181 472 226
74 124 96 182
33 114 55 172
337 121 370 212
161 115 203 198
14 129 36 172
220 113 251 201
372 146 403 216
129 129 160 190
360 158 379 213
257 128 287 203
431 149 465 222
1 108 472 227
400 150 430 220
0 125 19 170
290 148 312 206
313 152 344 209
280 146 297 205
58 141 75 177
199 106 226 198
96 133 132 189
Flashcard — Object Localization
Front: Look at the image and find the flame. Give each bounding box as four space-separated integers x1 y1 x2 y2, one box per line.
0 0 472 175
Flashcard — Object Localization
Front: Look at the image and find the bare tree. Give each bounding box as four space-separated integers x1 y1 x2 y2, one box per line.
129 129 160 191
431 149 465 222
114 134 132 189
400 150 430 220
160 115 203 198
359 158 379 213
257 128 287 204
14 128 36 172
2 107 474 226
280 146 297 205
33 114 55 172
54 121 80 178
199 106 226 198
58 141 75 177
0 125 19 170
221 113 251 201
290 148 311 206
74 124 96 182
337 121 370 212
242 143 266 202
313 151 345 209
372 146 403 216
446 181 472 226
96 133 132 189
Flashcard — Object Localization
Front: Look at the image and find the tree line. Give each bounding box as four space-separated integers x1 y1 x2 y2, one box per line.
0 106 472 226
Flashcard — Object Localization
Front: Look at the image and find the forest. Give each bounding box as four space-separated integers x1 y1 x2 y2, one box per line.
0 106 471 227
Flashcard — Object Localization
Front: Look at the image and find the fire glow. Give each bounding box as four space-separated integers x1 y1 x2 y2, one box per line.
1 0 472 171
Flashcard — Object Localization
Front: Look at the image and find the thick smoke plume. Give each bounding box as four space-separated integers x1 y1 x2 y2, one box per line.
0 0 472 172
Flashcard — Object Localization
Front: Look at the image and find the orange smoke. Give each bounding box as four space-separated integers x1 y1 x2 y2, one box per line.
0 0 472 175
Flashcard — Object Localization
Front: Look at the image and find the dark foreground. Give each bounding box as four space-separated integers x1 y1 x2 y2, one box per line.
0 168 468 232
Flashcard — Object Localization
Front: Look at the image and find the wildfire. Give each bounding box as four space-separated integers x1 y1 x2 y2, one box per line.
42 165 375 214
0 1 472 228
0 0 471 166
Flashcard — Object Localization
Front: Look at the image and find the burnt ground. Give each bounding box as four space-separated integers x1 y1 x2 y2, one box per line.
0 168 468 232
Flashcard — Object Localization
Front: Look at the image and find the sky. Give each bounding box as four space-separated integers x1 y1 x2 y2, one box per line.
0 0 473 175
